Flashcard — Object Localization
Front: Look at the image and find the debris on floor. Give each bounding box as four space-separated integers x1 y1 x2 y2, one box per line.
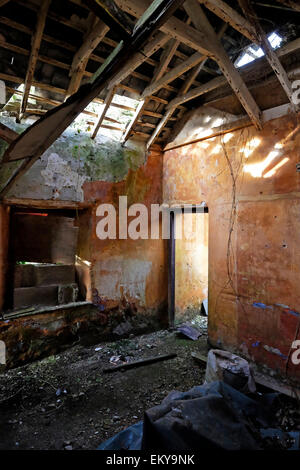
177 323 202 340
205 349 256 393
104 353 177 374
0 327 208 450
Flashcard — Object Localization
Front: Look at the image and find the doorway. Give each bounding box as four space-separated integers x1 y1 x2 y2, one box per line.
168 206 209 326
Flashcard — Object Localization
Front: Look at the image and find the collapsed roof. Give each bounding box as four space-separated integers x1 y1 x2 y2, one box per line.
0 0 299 152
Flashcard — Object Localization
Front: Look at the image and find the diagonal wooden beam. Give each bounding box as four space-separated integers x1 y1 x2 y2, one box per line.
142 52 206 99
70 19 109 76
238 0 296 108
184 0 262 129
122 31 184 143
66 15 109 97
151 37 180 82
1 0 186 179
0 122 18 144
91 86 116 138
146 23 228 148
114 0 215 56
150 23 227 140
199 0 257 41
20 0 51 116
275 0 300 12
85 0 133 40
0 0 10 6
122 19 185 143
107 31 170 89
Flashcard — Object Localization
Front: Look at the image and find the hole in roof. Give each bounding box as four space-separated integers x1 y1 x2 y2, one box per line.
70 93 139 139
235 32 283 68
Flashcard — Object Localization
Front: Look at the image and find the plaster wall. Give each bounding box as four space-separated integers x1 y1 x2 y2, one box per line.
163 109 300 380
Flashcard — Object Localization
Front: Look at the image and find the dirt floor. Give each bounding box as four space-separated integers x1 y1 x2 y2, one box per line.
0 319 209 450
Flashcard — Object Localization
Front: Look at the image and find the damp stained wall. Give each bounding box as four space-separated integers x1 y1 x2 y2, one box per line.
163 108 300 380
0 117 167 322
84 147 168 319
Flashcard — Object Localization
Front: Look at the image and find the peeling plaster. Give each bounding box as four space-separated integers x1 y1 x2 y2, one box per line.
0 116 146 201
41 153 86 200
94 257 152 306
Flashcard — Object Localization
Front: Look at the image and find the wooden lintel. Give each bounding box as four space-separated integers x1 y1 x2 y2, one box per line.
3 197 92 210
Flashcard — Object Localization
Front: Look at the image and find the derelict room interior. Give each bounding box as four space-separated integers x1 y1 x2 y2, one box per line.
0 0 300 453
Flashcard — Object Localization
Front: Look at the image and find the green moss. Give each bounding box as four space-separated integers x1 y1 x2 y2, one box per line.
0 116 146 189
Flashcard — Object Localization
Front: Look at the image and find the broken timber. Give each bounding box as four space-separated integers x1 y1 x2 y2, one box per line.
103 353 177 373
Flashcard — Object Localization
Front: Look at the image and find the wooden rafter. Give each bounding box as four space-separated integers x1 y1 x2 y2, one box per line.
0 0 186 180
91 86 116 139
142 52 206 99
275 0 300 12
0 0 10 6
146 23 228 148
20 0 51 117
238 0 296 108
199 0 256 41
0 122 18 144
66 15 109 97
107 31 170 89
122 17 187 143
184 0 262 129
85 0 134 40
151 38 180 82
114 0 215 56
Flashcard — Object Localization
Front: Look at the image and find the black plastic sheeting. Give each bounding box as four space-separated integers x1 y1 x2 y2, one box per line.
98 381 298 451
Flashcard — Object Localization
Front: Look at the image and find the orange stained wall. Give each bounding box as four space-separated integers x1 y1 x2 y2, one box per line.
175 211 208 317
83 149 168 319
163 113 300 379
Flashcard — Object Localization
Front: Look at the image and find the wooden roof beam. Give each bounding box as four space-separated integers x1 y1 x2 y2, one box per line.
20 0 51 117
146 23 227 148
199 0 257 41
0 0 10 6
108 31 170 89
184 0 262 129
114 0 215 56
91 86 116 139
275 0 300 12
238 0 296 108
122 14 184 143
1 0 186 175
142 52 207 98
85 0 133 40
66 14 109 97
70 19 109 75
0 122 18 144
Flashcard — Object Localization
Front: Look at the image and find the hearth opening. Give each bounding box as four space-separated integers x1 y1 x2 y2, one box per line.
5 205 91 313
